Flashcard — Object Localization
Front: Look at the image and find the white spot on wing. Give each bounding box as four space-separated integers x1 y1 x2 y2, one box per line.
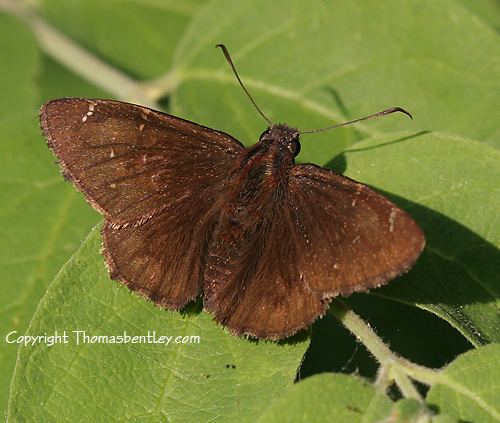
110 183 116 189
110 149 115 158
389 208 397 232
82 101 97 122
139 123 145 131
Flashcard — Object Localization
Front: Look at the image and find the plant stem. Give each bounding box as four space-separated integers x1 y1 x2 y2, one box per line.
329 300 423 400
0 0 159 108
395 357 443 387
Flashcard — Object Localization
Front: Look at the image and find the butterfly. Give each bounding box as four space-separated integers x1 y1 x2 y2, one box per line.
39 45 425 340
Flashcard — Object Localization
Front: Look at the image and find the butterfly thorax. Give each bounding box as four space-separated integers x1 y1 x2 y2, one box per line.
231 124 299 208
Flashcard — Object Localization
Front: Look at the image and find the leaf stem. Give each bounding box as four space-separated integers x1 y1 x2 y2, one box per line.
329 300 426 400
0 0 160 108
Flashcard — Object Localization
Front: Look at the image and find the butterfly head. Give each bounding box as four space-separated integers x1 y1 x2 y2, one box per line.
259 124 301 157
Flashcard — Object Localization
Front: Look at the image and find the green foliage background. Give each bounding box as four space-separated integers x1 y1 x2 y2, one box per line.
0 0 499 422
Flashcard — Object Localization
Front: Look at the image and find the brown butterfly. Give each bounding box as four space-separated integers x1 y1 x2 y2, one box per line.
39 45 425 340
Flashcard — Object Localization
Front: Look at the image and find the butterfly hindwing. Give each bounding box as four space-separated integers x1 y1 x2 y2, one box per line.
202 179 326 339
101 201 221 309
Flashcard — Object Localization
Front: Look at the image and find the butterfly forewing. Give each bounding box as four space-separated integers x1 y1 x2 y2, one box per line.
289 164 425 295
40 98 244 309
40 98 244 226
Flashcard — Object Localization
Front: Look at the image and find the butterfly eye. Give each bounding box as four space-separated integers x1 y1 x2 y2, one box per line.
259 130 271 142
287 140 301 157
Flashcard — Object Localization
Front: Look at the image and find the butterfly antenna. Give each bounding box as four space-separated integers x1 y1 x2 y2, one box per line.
300 107 412 134
216 44 273 126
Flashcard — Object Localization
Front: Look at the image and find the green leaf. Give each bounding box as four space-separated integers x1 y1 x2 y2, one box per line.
426 343 500 423
431 415 459 423
39 0 205 79
0 117 99 415
0 13 38 116
455 0 500 31
7 227 308 422
172 0 500 156
255 373 392 423
339 132 500 345
38 55 111 102
2 1 500 420
0 12 98 415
